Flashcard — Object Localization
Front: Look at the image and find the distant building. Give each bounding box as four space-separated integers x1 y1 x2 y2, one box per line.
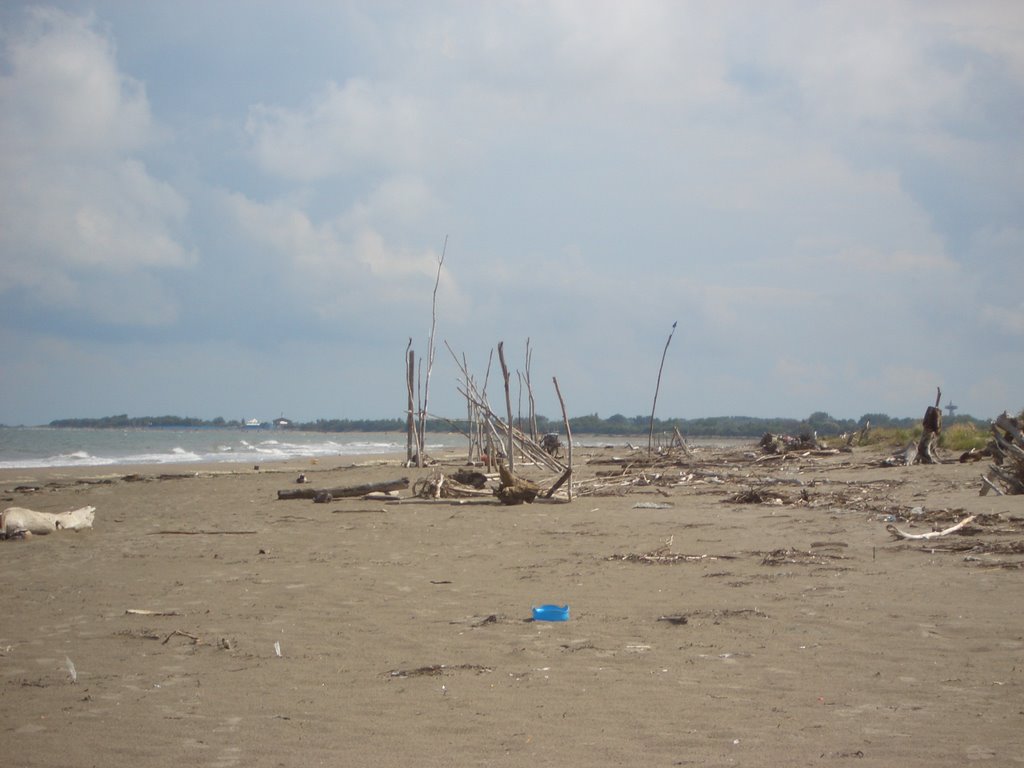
273 417 293 429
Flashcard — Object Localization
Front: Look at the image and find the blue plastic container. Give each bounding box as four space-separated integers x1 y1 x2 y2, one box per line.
532 604 570 622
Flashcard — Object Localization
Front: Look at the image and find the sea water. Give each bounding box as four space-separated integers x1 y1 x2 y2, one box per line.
0 427 467 470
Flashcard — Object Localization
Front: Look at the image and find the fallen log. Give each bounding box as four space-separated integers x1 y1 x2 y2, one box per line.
886 515 976 540
277 477 410 501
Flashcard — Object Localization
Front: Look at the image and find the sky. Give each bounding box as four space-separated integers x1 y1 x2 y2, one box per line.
1 1 1022 426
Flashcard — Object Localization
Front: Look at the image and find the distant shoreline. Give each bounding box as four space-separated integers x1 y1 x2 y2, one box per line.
7 409 993 438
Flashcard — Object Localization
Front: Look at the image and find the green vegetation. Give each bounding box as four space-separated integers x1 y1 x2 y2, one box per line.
48 414 239 429
857 418 993 451
940 422 991 452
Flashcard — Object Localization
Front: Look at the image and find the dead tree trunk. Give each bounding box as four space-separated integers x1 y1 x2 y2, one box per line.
914 387 943 464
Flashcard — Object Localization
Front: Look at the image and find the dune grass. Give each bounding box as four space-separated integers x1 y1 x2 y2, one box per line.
856 421 991 452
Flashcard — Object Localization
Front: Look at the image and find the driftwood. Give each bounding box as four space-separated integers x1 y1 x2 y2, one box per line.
982 412 1024 495
914 388 943 464
413 473 492 499
495 464 541 505
277 477 410 501
1 506 96 538
886 515 977 540
548 375 574 500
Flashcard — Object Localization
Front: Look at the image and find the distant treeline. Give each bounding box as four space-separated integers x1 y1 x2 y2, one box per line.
47 410 989 437
48 414 239 429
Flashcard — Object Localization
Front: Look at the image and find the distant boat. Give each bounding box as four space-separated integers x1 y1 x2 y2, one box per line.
243 418 263 429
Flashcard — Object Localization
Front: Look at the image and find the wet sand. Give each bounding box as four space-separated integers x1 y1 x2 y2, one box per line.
1 443 1022 767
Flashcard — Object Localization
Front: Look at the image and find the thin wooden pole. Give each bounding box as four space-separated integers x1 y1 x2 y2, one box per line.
405 340 415 465
417 235 447 467
552 376 573 501
648 321 678 457
498 341 514 472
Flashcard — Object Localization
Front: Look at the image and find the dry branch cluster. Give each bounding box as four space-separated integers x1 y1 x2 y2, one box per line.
982 411 1024 495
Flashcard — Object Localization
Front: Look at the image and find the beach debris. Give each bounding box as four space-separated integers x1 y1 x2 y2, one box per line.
296 473 309 484
274 641 282 657
162 629 201 645
759 431 821 455
1 505 95 539
611 536 739 565
313 491 333 503
495 463 541 505
883 441 919 467
726 488 788 505
541 433 562 456
277 477 410 501
363 491 402 501
413 472 492 500
386 663 493 679
886 515 978 541
759 548 848 566
64 656 77 683
886 387 946 467
149 529 257 535
915 389 944 464
125 609 180 617
633 502 674 509
657 614 689 625
981 411 1024 495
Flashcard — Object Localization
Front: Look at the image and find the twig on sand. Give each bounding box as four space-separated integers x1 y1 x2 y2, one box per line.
149 530 257 535
162 629 201 645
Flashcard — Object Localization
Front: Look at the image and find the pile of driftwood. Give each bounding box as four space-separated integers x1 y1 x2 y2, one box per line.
413 470 491 500
981 411 1024 495
759 432 820 454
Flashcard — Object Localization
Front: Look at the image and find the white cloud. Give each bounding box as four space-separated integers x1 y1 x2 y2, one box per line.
223 189 464 323
246 78 425 181
981 304 1024 336
0 7 153 154
0 7 192 325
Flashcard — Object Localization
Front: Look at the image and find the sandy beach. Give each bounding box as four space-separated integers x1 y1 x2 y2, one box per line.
1 442 1022 767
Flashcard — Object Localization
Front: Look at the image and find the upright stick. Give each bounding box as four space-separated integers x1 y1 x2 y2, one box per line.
405 340 416 465
553 376 573 501
648 321 678 457
417 235 447 467
498 341 514 472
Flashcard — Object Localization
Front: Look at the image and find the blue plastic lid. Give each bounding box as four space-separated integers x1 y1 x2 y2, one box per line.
532 604 570 622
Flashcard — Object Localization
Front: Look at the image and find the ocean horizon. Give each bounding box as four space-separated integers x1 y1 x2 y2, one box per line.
0 426 742 471
0 426 465 470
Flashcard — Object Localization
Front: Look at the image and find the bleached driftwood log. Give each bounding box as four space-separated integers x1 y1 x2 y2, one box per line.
886 515 976 540
1 506 96 538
